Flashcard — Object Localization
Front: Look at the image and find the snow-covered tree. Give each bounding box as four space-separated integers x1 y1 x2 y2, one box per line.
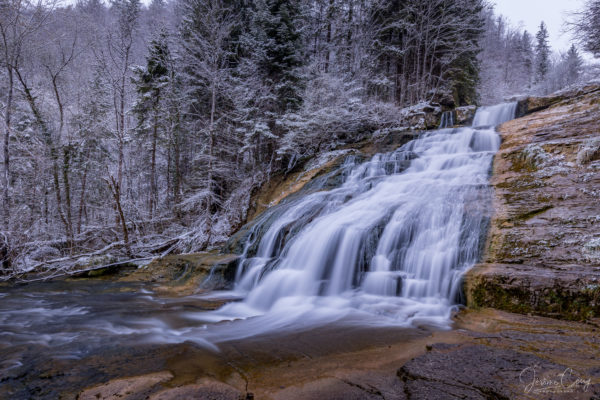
534 21 550 83
6 0 594 275
565 44 584 85
371 0 485 107
133 30 173 218
252 0 305 113
569 0 600 58
179 0 241 245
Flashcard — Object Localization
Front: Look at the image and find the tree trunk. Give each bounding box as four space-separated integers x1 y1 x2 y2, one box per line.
150 96 159 218
51 73 74 247
2 65 13 229
107 176 131 257
77 155 89 234
62 146 74 249
15 68 71 244
205 77 217 244
324 0 334 73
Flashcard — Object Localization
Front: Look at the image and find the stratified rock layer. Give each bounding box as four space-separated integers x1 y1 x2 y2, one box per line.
466 84 600 320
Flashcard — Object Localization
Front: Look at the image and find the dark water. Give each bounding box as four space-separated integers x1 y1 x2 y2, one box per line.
0 280 220 357
0 280 427 399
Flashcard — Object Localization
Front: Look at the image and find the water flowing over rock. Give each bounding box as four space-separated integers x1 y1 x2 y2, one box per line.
472 102 518 128
198 103 517 335
438 110 455 128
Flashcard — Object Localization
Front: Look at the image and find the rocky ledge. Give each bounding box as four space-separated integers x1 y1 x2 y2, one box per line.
117 252 239 296
465 83 600 321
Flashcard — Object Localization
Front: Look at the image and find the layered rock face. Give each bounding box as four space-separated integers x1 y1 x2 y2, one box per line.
466 84 600 320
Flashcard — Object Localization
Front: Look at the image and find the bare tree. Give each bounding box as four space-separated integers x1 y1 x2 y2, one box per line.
568 0 600 58
102 0 141 256
0 0 55 228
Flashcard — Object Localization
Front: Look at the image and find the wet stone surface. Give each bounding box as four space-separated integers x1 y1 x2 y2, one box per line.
466 84 600 320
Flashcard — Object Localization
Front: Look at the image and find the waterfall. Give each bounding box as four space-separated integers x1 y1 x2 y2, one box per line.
472 103 518 127
204 103 517 333
439 110 455 128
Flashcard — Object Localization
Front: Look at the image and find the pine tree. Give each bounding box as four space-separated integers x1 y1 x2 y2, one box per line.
519 31 534 88
72 66 112 234
179 0 242 244
535 21 550 83
133 30 172 217
565 44 583 85
252 0 305 113
446 0 485 106
371 0 485 106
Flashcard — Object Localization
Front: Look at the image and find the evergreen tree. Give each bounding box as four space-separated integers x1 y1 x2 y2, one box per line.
372 0 484 106
252 0 305 113
565 44 583 85
133 30 173 217
534 21 550 83
446 0 485 106
71 67 112 234
179 0 242 244
519 31 534 88
146 0 169 33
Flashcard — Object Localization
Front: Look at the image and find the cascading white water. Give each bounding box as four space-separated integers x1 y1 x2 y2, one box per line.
439 110 455 128
199 103 517 335
472 103 518 127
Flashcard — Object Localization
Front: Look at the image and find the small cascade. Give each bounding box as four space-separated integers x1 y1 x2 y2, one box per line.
472 102 518 127
205 102 518 332
439 110 455 128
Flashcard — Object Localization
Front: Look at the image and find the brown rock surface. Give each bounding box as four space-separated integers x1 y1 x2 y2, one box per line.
68 309 599 400
466 84 600 320
78 371 174 400
517 83 600 115
149 380 242 400
119 252 239 296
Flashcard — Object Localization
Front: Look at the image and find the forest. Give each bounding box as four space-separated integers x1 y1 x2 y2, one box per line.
0 0 598 276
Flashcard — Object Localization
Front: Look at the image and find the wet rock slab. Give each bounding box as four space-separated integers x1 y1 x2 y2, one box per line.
118 252 239 296
399 343 598 399
466 83 600 320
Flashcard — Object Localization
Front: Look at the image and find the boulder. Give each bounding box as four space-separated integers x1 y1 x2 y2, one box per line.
120 252 239 296
402 103 442 130
455 105 477 126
